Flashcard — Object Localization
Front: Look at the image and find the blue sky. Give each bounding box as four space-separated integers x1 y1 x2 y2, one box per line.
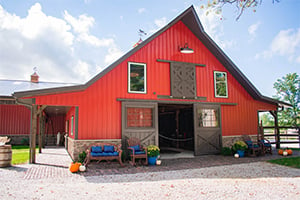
0 0 299 97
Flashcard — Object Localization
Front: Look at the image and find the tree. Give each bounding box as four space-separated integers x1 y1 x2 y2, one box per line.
200 0 280 20
259 112 274 126
273 73 300 126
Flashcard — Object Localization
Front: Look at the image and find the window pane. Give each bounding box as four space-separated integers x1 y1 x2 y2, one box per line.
214 71 228 98
129 63 145 92
198 108 219 127
127 107 153 127
71 116 74 136
216 82 227 97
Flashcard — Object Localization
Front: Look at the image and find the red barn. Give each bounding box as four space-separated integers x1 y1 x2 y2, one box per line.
0 73 75 145
13 6 287 160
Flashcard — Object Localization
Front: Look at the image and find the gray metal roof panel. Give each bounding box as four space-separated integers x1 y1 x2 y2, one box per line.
0 79 78 97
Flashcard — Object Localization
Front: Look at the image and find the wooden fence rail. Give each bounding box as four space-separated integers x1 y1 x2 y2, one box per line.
259 126 300 149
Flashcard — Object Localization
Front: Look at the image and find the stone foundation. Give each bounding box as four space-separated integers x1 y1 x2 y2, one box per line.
2 135 30 145
222 135 257 147
66 137 122 160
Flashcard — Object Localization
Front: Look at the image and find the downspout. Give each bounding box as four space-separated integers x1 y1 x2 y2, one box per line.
13 95 35 163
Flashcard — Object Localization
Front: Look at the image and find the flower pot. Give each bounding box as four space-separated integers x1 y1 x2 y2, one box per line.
148 156 157 165
237 150 245 158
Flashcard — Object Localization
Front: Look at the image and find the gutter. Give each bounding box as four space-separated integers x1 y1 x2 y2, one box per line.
13 95 35 164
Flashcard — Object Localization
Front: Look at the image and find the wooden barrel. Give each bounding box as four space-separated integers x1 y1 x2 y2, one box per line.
0 145 12 167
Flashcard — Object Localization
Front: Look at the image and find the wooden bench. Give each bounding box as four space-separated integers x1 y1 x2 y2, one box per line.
83 142 124 167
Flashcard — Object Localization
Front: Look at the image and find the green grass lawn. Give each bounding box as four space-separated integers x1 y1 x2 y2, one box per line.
268 157 300 169
11 145 38 165
268 148 300 169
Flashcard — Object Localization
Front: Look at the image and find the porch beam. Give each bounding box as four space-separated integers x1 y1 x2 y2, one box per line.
156 59 206 67
37 105 47 116
117 98 237 106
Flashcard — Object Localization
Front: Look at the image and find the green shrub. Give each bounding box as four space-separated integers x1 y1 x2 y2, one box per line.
21 138 29 145
231 141 248 152
78 151 86 164
221 147 232 156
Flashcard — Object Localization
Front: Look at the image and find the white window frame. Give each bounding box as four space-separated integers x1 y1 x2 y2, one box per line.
214 71 228 98
128 62 147 94
70 116 74 136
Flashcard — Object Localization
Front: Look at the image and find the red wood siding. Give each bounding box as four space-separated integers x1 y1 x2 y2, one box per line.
66 107 76 139
0 104 30 135
31 20 277 139
45 115 65 136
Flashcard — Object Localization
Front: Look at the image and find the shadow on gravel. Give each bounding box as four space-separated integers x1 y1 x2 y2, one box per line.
1 165 28 172
33 163 69 169
79 150 300 183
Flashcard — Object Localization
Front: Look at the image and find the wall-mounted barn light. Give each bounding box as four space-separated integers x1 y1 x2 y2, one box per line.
179 43 194 54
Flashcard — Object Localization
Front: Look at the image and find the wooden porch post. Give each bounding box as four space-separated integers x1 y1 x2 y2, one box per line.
37 105 47 153
38 115 42 153
30 105 37 164
270 110 280 149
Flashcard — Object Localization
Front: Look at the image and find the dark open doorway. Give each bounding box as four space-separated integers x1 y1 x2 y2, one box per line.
158 104 194 154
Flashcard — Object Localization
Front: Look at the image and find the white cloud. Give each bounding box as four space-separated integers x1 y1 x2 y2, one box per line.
248 21 261 41
256 28 300 63
73 60 91 81
64 11 94 34
0 3 122 84
138 8 146 14
64 11 114 47
154 17 167 28
195 6 235 50
104 45 123 65
149 17 167 35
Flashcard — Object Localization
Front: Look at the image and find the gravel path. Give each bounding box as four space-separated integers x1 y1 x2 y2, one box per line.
0 148 300 199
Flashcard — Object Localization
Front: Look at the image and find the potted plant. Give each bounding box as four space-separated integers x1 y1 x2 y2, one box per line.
231 141 248 157
78 151 87 172
147 145 160 165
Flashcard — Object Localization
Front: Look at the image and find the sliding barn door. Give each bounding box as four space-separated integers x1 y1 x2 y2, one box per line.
170 62 196 98
122 102 158 146
194 104 221 155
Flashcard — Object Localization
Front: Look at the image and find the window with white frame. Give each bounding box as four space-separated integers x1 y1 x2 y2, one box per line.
128 62 146 93
214 71 228 98
70 116 74 136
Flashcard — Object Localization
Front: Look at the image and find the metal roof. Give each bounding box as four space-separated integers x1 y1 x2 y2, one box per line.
0 79 78 97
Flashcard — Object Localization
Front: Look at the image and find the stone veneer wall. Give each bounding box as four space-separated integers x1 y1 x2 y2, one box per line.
4 135 29 145
66 137 122 160
222 135 257 147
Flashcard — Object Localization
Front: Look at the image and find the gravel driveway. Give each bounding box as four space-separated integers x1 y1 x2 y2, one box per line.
0 148 299 199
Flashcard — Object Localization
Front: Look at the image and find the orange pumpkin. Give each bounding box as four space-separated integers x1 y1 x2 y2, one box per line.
278 149 284 155
286 149 293 155
69 162 81 173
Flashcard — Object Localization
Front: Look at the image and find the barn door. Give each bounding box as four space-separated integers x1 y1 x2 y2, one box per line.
170 62 195 98
194 104 221 155
122 102 158 147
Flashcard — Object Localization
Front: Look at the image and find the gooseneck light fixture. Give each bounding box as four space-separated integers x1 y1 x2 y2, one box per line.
179 43 194 54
